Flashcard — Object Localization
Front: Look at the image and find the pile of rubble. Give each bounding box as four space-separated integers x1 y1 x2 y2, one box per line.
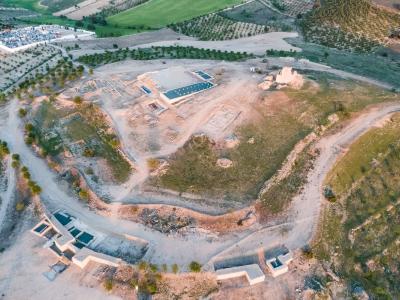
258 67 304 90
140 208 195 234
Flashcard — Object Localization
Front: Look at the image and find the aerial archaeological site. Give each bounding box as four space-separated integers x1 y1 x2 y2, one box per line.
0 0 399 299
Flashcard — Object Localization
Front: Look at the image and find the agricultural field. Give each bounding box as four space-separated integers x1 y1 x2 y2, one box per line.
107 0 244 29
314 113 400 299
0 0 140 37
301 0 400 52
82 0 149 24
41 0 83 13
264 0 314 17
0 45 62 92
0 0 46 13
220 0 293 28
0 7 39 29
170 14 271 41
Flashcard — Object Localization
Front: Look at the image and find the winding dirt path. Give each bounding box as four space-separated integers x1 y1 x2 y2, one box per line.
204 102 400 265
0 92 398 269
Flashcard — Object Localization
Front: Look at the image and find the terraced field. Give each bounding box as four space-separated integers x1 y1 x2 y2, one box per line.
107 0 243 29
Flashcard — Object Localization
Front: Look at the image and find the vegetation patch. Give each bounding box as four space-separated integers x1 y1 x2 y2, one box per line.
290 39 400 88
220 0 293 29
32 101 131 183
259 146 316 215
169 14 270 41
77 46 251 67
266 0 315 17
156 115 309 202
301 0 400 52
41 0 83 13
314 113 400 299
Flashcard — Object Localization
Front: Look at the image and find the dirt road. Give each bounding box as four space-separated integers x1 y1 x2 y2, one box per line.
1 97 399 270
205 102 400 265
0 99 251 267
70 31 300 58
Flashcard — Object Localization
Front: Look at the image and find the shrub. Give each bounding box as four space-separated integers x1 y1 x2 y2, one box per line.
25 136 34 145
85 167 94 175
103 278 113 291
11 160 20 169
138 261 148 271
146 282 157 294
12 154 20 161
16 202 25 211
23 171 31 180
172 263 179 274
147 158 160 171
83 147 95 157
302 245 314 259
18 108 27 117
73 96 83 104
162 264 168 272
189 261 201 272
324 186 336 201
79 189 89 200
31 184 42 195
150 264 158 272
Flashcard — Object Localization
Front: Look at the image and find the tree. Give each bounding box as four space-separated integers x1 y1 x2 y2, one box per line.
16 202 25 211
25 123 34 132
103 278 113 291
31 184 42 195
11 160 20 169
18 108 27 118
172 263 179 274
79 189 89 200
73 96 83 105
162 264 168 272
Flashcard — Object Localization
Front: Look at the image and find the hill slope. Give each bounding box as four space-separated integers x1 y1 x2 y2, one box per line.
301 0 400 52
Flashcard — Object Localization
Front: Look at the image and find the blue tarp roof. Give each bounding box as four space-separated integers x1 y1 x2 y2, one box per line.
163 81 214 100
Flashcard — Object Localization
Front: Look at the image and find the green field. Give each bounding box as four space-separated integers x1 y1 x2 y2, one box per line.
0 0 46 12
107 0 243 29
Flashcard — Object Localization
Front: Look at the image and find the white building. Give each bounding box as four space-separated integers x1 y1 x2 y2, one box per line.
216 264 265 285
266 251 293 277
31 210 120 268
